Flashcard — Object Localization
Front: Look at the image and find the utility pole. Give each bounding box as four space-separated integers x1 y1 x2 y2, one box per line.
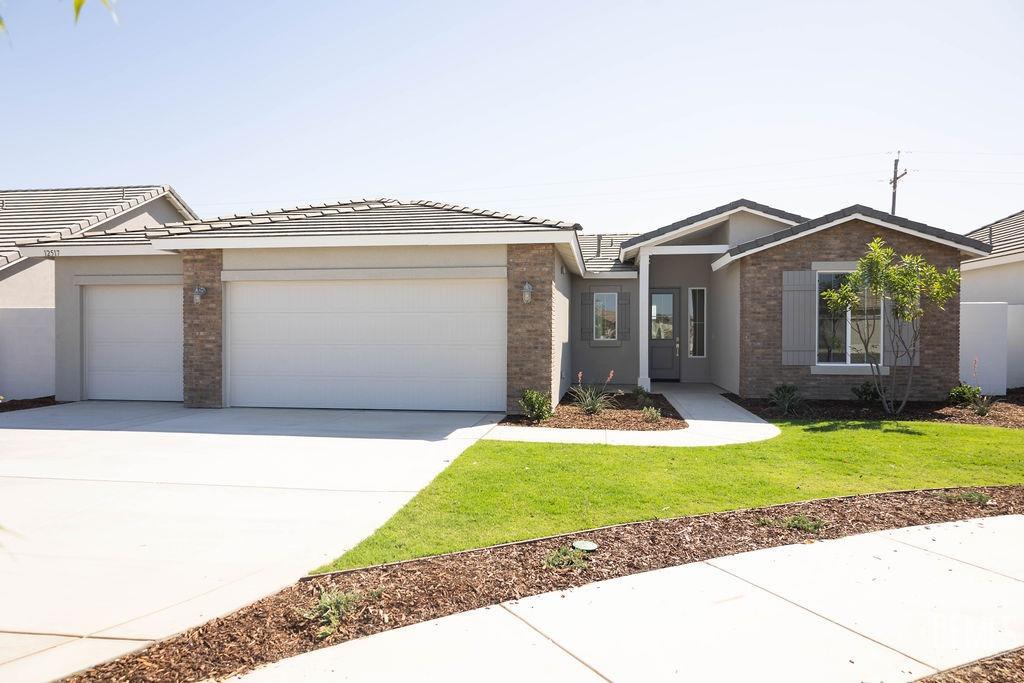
889 151 908 215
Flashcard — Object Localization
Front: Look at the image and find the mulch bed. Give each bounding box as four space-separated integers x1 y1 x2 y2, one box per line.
922 646 1024 682
730 387 1024 430
502 391 687 430
68 485 1024 683
0 396 57 413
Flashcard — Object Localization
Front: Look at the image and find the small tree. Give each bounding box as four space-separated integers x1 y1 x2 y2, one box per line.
821 237 959 415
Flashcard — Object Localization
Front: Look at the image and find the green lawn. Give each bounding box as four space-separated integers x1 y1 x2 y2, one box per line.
315 420 1024 573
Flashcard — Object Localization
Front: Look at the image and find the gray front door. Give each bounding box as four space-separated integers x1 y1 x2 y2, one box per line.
649 288 680 380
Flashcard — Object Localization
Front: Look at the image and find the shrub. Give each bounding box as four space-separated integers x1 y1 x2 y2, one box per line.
767 384 803 415
569 370 618 415
972 395 995 416
302 589 380 639
544 545 588 569
641 406 661 423
948 382 981 407
851 381 880 404
518 389 553 421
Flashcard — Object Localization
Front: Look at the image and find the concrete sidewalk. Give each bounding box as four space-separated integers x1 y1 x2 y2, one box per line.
484 383 780 446
238 515 1024 682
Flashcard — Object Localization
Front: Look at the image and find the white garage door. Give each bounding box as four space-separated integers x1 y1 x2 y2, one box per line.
226 278 506 411
83 285 183 401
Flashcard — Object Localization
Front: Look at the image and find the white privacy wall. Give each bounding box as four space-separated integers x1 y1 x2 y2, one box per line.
0 260 56 399
1009 305 1024 389
959 302 1008 395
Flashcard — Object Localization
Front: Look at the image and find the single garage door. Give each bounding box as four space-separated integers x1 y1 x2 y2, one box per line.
226 278 506 411
83 285 184 401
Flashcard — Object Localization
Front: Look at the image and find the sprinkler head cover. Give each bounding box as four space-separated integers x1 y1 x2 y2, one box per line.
572 540 598 553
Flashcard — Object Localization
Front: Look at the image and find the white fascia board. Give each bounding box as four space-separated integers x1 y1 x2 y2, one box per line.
160 189 201 221
648 244 729 255
711 213 990 272
221 266 507 282
150 230 579 251
19 244 175 257
961 250 1024 271
620 208 799 260
581 271 638 279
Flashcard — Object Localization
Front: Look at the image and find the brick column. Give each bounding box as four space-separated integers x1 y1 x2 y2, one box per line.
506 244 556 413
182 249 223 407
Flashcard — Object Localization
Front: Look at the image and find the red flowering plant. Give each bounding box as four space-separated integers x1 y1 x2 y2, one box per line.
568 370 618 415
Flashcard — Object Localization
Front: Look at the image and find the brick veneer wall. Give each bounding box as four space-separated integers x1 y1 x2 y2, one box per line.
182 249 223 407
739 221 963 400
507 244 556 413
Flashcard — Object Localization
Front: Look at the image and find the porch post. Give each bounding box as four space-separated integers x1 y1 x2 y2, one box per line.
638 248 651 390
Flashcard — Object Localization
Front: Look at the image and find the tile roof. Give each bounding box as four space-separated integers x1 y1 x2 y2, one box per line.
577 233 639 273
620 199 809 251
26 198 582 249
727 204 991 258
0 185 194 267
965 209 1024 260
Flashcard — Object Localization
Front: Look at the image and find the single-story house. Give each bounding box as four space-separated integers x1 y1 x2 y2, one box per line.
961 209 1024 392
20 197 990 413
0 185 196 399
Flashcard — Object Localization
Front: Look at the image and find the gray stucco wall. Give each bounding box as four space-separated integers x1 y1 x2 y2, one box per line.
83 196 186 235
649 254 713 382
570 276 639 387
552 253 572 400
54 254 183 401
709 261 740 393
723 211 791 247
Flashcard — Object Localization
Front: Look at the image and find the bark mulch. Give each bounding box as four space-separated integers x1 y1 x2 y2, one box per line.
731 387 1024 430
0 396 57 413
502 391 687 430
921 646 1024 682
67 485 1024 683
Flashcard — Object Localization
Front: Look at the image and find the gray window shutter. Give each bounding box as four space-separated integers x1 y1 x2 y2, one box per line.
617 292 631 341
781 270 817 365
580 292 593 341
883 300 920 366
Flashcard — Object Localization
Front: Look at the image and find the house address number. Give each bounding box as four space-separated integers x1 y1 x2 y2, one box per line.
43 249 61 257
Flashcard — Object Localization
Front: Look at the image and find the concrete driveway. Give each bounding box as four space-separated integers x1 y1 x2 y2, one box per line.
0 401 499 682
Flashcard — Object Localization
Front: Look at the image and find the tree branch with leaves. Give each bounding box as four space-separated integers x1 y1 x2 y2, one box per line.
821 237 960 415
0 0 116 34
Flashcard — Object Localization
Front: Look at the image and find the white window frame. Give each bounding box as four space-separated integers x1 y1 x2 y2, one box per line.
687 287 707 358
593 291 618 341
814 270 883 366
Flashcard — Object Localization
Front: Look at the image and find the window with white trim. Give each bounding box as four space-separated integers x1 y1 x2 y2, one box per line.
593 292 618 341
688 287 706 358
816 272 882 364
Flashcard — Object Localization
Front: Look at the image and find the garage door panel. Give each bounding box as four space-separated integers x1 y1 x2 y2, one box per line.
227 278 506 411
84 285 183 401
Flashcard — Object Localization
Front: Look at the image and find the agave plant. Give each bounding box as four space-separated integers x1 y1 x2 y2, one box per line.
569 370 617 415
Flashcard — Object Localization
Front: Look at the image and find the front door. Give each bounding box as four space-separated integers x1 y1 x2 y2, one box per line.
649 288 680 380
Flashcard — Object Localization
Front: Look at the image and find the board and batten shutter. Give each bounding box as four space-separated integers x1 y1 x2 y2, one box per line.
580 292 593 340
883 300 920 366
781 270 818 365
617 292 631 341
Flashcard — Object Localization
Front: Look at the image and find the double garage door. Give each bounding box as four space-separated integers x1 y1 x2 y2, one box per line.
83 278 506 411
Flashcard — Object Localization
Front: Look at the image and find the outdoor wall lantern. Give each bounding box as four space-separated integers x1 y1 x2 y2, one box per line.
192 286 208 305
521 281 534 304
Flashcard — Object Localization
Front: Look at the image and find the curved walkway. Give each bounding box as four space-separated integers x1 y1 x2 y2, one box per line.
236 515 1024 682
484 383 780 446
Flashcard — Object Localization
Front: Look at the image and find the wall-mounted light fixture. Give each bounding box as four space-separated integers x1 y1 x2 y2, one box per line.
192 286 208 305
521 282 534 304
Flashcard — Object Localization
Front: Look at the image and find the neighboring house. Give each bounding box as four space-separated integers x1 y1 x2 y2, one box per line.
0 185 196 399
961 209 1024 391
20 197 989 413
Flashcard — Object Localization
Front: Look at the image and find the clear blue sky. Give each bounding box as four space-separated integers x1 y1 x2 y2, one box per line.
2 0 1022 234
